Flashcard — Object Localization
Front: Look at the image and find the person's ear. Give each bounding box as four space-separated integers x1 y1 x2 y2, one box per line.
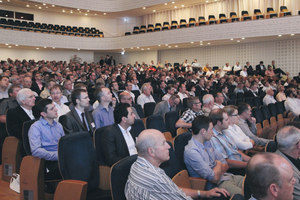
269 183 279 197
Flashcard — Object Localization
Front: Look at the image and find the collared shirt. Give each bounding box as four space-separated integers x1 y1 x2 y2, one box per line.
162 93 171 101
263 94 276 105
282 152 300 172
125 156 192 200
212 103 224 110
92 104 114 129
132 84 139 91
180 108 204 124
184 137 230 182
0 97 18 115
28 117 65 161
210 128 242 161
117 124 137 156
285 97 300 117
234 65 242 71
21 106 35 120
0 88 9 99
202 106 212 116
177 92 188 101
237 118 270 146
240 70 248 77
233 87 244 94
75 107 90 131
53 101 70 120
223 124 253 150
137 93 155 108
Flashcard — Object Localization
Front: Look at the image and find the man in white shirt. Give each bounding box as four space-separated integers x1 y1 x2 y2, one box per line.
276 85 286 102
162 84 175 101
130 77 139 91
124 82 135 104
222 63 232 75
285 88 300 117
191 59 201 68
263 87 276 105
101 103 137 167
233 62 242 75
177 83 189 101
137 83 155 108
212 92 225 109
240 66 248 77
50 85 70 120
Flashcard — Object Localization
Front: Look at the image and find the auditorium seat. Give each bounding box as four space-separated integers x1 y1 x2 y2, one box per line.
139 30 146 33
125 32 131 36
208 15 216 24
254 9 264 20
179 19 187 28
155 23 162 29
144 102 156 117
198 16 206 26
230 12 239 22
133 26 139 31
219 13 227 23
266 7 277 18
280 6 291 17
148 24 154 29
171 20 178 29
140 25 146 31
188 18 196 27
241 11 251 21
164 111 179 138
146 114 167 133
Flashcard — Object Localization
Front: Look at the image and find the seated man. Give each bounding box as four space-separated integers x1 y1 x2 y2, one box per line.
119 92 140 119
28 99 65 180
177 83 189 101
285 88 300 117
153 94 180 116
101 103 137 167
246 153 295 200
184 115 244 195
49 84 70 120
40 79 56 98
162 84 175 101
125 129 229 200
276 85 286 102
209 109 250 175
202 94 214 116
0 84 21 123
263 87 276 105
275 126 300 199
212 92 225 110
92 87 114 129
175 97 204 130
137 83 155 108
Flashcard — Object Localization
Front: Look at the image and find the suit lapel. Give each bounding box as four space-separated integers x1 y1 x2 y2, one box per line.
115 124 130 154
71 108 86 130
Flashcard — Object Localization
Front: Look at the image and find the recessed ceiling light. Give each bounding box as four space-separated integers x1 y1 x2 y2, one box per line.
15 44 18 46
165 44 168 46
137 47 139 49
153 10 156 12
172 1 175 4
7 0 10 2
52 47 55 49
143 7 146 9
38 7 41 9
0 0 2 2
182 5 184 7
175 45 178 47
237 40 240 42
168 46 171 48
242 37 245 39
94 13 97 15
121 52 125 55
200 43 203 45
77 8 80 11
131 47 133 49
5 44 8 45
103 13 106 15
191 42 194 44
70 10 73 13
44 46 46 48
164 3 167 5
85 13 87 16
36 48 39 50
206 0 209 2
26 5 29 7
43 3 46 5
278 35 282 37
208 43 210 44
158 45 161 47
35 5 37 6
174 6 177 8
141 48 144 50
291 34 294 36
78 48 80 50
52 5 55 7
87 10 89 12
230 38 233 40
147 48 150 50
200 41 203 43
8 46 11 48
62 10 65 12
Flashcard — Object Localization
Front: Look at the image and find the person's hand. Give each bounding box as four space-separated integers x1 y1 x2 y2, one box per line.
204 188 230 198
249 117 256 124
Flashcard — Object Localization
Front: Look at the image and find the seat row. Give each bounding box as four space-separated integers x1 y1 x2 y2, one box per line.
0 18 104 38
125 6 293 35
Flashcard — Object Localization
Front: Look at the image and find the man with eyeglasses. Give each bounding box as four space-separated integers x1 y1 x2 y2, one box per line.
153 94 180 116
176 97 204 130
119 92 140 119
209 109 250 176
49 85 70 120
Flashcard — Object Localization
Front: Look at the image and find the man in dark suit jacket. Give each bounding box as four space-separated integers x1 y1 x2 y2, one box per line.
153 94 180 116
101 103 136 167
244 81 259 98
256 61 266 76
154 80 167 98
59 89 95 136
6 88 38 156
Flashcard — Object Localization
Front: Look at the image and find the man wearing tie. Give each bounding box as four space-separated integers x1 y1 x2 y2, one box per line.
245 81 258 98
59 89 95 136
255 61 266 76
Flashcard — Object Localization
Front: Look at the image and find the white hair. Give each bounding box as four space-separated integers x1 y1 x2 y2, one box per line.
203 94 214 104
16 88 32 105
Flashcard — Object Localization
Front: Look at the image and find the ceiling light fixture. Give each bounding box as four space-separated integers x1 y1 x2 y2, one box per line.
164 3 167 5
291 34 294 36
191 42 194 44
175 45 178 47
52 5 55 7
26 4 29 7
143 7 146 9
242 37 245 39
174 6 177 8
38 7 41 9
172 1 175 3
8 46 11 48
182 5 184 7
237 40 240 42
153 10 156 12
87 10 90 12
15 44 18 46
43 3 46 5
103 13 106 15
208 43 211 44
36 48 39 50
230 38 233 40
278 35 282 37
77 8 80 11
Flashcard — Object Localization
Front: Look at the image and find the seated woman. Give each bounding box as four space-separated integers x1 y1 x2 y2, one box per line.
265 65 279 78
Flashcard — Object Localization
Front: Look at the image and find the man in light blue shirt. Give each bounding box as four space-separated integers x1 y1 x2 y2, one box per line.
29 98 65 180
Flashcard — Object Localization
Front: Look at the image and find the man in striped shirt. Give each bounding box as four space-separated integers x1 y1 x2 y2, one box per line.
125 129 229 200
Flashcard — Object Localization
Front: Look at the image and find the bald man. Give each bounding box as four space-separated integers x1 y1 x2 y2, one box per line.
125 129 229 200
246 152 295 200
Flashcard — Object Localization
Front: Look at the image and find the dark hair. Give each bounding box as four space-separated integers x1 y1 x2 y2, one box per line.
74 83 87 90
8 84 21 96
220 84 228 92
36 98 53 114
286 88 294 97
165 84 173 93
209 108 225 126
71 89 86 106
238 102 250 115
109 81 118 90
113 103 130 124
66 74 73 80
50 84 62 92
192 115 213 135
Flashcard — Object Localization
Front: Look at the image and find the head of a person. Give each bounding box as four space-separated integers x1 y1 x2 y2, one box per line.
266 87 274 96
63 80 72 91
136 129 170 166
22 77 32 88
89 72 96 81
35 98 57 120
168 94 180 108
113 103 135 126
119 92 133 106
187 96 202 112
246 153 295 200
141 83 152 96
165 84 175 95
50 85 63 104
250 81 258 91
0 76 9 89
16 88 36 108
238 102 251 120
45 79 56 90
125 81 133 92
209 108 230 131
224 105 239 125
8 84 21 99
277 126 300 157
178 83 186 93
213 92 224 104
202 94 214 107
11 75 20 85
237 82 244 89
94 87 112 103
192 115 214 141
286 88 297 98
71 89 90 107
66 74 75 83
110 81 119 92
158 80 166 89
221 85 228 94
278 85 285 92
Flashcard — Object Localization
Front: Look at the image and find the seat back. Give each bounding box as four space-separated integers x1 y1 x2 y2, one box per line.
265 141 278 152
267 7 274 13
144 102 156 117
172 170 191 188
268 103 278 118
171 20 178 26
20 156 45 200
148 24 154 29
132 104 145 118
275 101 285 113
229 93 237 100
242 11 249 16
155 23 162 28
227 99 236 106
230 12 237 17
261 105 272 120
110 155 138 200
180 19 187 24
2 136 22 182
164 111 179 137
22 119 38 156
245 97 254 108
163 22 170 27
254 9 262 14
58 132 99 191
219 13 226 19
209 15 216 20
173 132 192 169
93 125 111 165
146 114 167 133
242 175 252 200
183 98 189 108
237 92 245 99
253 96 262 107
131 119 145 138
54 180 88 200
160 142 183 178
252 107 264 124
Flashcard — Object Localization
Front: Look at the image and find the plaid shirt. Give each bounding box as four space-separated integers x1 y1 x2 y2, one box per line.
210 128 243 161
180 108 204 124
